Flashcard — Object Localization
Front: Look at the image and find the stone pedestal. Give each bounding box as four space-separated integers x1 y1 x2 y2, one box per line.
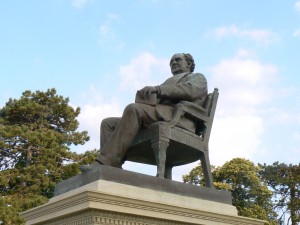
21 166 266 225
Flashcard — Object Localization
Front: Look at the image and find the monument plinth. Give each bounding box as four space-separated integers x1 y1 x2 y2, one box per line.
21 166 266 225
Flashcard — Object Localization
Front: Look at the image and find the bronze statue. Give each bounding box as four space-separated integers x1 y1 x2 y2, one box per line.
81 53 208 170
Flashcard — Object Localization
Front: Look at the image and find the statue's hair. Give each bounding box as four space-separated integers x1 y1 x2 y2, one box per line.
183 53 195 72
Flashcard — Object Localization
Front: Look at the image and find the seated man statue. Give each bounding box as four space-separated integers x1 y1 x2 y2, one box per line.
82 53 208 170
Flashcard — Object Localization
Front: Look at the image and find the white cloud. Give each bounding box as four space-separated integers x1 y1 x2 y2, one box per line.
77 101 122 152
267 107 300 124
119 52 170 92
293 29 300 37
207 50 278 165
295 1 300 12
211 25 279 45
72 0 92 9
210 116 264 165
98 14 124 50
209 50 278 109
73 86 123 153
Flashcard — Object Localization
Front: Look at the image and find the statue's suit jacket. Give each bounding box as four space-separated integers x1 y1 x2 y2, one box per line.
154 72 208 131
97 71 208 166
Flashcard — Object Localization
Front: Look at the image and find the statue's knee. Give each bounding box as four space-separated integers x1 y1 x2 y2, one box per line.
101 117 118 131
124 103 139 115
101 118 110 128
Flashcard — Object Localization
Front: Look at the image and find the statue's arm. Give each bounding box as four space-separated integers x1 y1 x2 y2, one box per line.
158 73 208 100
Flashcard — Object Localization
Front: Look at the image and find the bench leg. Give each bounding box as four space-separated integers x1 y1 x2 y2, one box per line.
151 139 169 178
201 149 214 188
165 165 173 179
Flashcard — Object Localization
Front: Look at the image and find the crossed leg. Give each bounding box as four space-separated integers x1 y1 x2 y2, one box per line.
96 103 159 167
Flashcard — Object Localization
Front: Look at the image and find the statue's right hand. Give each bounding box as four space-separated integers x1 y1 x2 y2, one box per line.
139 86 157 99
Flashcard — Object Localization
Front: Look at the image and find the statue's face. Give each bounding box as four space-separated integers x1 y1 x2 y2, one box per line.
170 54 191 75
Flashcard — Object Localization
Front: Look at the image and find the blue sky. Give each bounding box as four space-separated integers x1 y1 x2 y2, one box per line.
1 0 300 181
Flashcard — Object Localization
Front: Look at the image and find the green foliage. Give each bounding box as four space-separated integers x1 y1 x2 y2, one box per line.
182 163 207 186
183 158 277 224
61 149 98 180
0 196 25 225
213 158 276 222
0 88 90 224
260 162 300 225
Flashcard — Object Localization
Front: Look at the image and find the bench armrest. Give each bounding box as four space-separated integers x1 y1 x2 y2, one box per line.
168 101 209 127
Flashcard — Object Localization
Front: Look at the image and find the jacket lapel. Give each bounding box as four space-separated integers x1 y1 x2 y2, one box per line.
164 72 190 85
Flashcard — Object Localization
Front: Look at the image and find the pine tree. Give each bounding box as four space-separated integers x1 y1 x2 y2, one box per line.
260 162 300 225
0 88 90 224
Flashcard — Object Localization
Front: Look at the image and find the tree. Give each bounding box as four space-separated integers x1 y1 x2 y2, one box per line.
183 158 277 223
260 162 300 225
0 88 90 224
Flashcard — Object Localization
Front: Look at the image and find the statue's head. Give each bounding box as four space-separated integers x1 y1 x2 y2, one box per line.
170 53 195 75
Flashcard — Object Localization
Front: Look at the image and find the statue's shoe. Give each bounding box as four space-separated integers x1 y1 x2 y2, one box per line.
79 161 122 172
96 154 123 169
